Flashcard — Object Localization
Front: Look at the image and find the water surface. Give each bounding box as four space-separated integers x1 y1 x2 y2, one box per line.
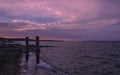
20 41 120 75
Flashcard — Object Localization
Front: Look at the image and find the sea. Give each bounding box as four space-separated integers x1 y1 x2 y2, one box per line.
19 41 120 75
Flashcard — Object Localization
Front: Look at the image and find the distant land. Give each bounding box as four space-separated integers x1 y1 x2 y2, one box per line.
0 37 64 42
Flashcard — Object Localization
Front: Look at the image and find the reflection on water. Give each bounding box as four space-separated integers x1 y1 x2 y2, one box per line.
20 52 69 75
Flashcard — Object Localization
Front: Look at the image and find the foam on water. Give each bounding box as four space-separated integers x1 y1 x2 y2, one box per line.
20 52 69 75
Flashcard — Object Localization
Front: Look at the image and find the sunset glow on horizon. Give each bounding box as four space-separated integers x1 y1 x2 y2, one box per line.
0 0 120 41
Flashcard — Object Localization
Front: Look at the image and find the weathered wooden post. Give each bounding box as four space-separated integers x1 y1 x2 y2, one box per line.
25 37 29 62
35 36 40 64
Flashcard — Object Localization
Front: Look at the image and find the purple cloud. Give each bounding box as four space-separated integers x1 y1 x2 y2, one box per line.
0 0 120 40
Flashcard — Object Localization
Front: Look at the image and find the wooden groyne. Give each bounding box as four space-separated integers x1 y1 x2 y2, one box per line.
0 36 41 75
0 36 70 75
25 36 41 64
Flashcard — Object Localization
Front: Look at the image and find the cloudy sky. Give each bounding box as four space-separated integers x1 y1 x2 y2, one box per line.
0 0 120 41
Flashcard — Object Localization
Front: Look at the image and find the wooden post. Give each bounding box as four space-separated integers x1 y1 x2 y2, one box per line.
25 37 29 62
35 36 40 64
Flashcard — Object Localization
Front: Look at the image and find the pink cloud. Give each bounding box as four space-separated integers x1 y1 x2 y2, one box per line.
0 0 120 40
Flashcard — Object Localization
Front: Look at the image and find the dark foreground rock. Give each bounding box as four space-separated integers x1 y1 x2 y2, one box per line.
0 48 21 75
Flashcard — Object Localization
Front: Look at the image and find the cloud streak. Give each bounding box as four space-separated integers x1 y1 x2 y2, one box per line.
0 0 120 40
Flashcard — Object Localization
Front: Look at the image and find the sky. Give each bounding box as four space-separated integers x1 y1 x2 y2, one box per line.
0 0 120 41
